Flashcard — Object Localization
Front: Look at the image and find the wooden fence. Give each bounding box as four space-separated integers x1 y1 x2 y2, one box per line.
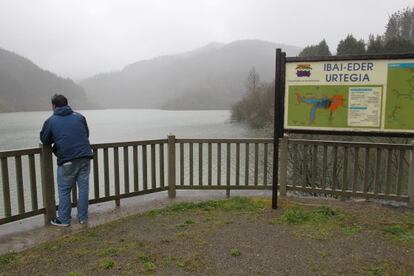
1 135 413 226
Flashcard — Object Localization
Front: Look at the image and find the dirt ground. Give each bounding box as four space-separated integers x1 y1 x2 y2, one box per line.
0 196 413 275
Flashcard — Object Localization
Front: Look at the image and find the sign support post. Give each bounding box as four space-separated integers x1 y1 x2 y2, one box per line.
272 48 286 209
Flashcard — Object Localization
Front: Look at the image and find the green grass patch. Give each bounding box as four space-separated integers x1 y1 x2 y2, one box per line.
0 252 19 266
275 205 360 240
99 259 114 270
147 197 265 216
176 253 205 272
138 254 156 272
230 249 241 257
383 224 414 242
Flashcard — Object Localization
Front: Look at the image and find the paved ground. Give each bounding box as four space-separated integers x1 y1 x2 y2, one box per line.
0 190 272 255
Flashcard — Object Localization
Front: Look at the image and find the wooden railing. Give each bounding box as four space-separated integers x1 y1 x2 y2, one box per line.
1 135 413 226
285 137 413 202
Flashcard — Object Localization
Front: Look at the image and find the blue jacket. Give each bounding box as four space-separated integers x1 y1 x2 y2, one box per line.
40 106 92 165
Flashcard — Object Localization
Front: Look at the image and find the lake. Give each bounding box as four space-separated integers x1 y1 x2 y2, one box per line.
0 109 250 150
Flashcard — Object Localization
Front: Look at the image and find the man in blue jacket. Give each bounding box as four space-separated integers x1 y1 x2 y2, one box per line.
40 94 93 226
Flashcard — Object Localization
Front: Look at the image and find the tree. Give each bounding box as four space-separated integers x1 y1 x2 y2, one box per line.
245 67 260 93
336 34 366 55
384 7 414 44
298 39 332 57
366 34 384 54
383 37 414 53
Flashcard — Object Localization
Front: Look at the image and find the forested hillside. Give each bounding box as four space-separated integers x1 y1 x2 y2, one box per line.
0 48 92 112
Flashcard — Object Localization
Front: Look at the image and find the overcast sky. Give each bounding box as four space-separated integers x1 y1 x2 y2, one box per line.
0 0 412 80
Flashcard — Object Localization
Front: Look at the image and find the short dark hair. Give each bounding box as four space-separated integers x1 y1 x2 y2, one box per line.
51 94 68 107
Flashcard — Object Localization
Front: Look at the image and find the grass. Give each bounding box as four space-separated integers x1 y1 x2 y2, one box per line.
147 197 265 216
383 224 414 242
176 254 206 272
1 197 413 275
138 254 156 272
0 252 18 266
230 248 241 257
99 259 114 270
273 204 363 240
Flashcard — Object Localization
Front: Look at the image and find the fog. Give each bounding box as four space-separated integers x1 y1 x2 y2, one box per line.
0 0 412 79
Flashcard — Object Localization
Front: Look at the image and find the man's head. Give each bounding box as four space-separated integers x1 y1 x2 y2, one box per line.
51 94 68 109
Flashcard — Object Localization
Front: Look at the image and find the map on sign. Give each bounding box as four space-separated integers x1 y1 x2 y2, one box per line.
288 86 347 127
385 63 414 130
284 59 414 133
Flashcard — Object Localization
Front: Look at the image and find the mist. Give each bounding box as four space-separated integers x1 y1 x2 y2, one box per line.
0 0 412 80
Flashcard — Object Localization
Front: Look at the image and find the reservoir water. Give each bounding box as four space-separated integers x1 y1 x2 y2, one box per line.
0 109 250 150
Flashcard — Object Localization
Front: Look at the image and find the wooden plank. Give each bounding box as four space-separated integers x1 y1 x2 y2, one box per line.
92 139 168 149
114 147 120 206
236 143 240 186
28 154 38 210
286 185 409 202
123 146 130 193
226 143 231 186
396 149 404 196
133 145 139 191
93 148 100 199
199 143 203 186
1 157 12 217
289 138 411 150
320 145 327 190
302 144 308 187
11 157 23 213
0 148 41 158
332 145 338 191
208 143 212 186
103 148 110 197
374 148 382 195
176 138 273 144
189 143 193 186
72 183 77 206
217 143 222 186
180 143 184 186
245 143 250 185
342 146 348 192
264 143 268 186
15 156 25 214
352 147 359 194
167 135 176 198
254 143 259 186
311 145 317 188
385 148 392 195
363 147 370 196
293 144 299 188
142 145 148 190
151 144 156 189
159 144 164 188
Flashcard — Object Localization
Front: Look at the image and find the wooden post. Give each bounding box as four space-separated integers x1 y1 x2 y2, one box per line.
40 144 56 225
168 135 176 199
279 134 288 196
408 141 414 208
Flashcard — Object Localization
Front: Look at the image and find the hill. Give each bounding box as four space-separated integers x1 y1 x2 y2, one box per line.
80 40 301 110
0 47 92 112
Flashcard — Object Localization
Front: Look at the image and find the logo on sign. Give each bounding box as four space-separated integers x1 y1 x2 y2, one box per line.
296 64 312 77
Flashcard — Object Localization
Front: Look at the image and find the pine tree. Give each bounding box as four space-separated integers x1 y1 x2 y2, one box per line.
336 34 366 55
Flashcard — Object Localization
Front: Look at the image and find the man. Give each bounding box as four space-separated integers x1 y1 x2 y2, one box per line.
40 94 93 226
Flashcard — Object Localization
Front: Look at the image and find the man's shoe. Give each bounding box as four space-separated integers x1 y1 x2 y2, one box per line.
79 220 88 225
50 218 70 227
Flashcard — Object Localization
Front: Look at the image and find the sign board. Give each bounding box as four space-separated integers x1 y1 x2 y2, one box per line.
284 59 414 133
